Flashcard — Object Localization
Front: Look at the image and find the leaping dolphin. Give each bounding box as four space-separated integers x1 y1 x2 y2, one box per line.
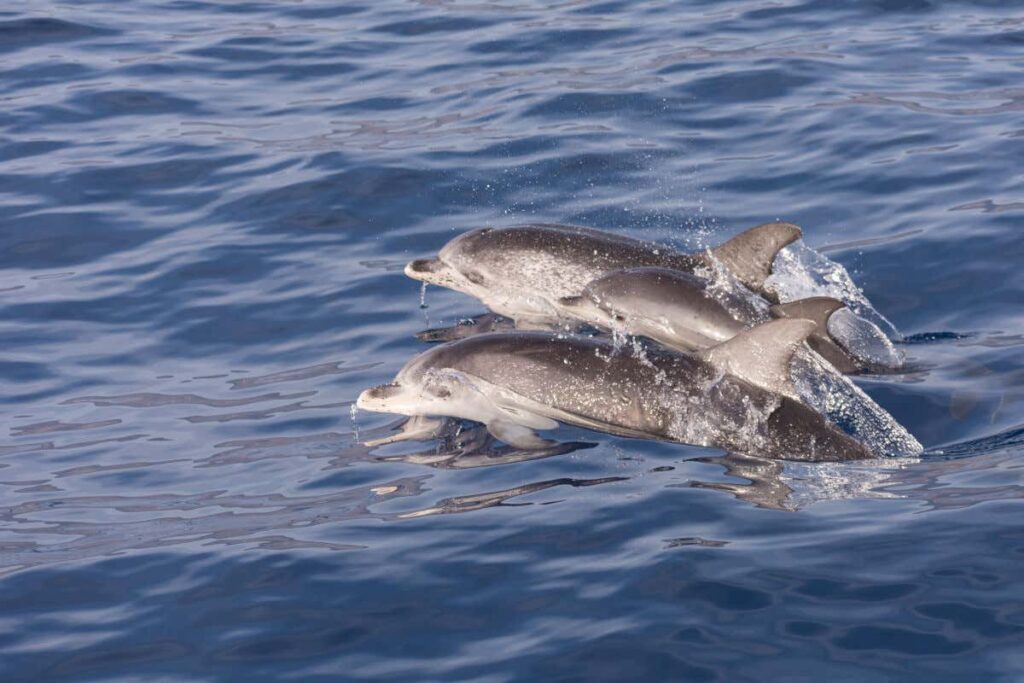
559 267 864 373
405 222 800 327
356 320 875 462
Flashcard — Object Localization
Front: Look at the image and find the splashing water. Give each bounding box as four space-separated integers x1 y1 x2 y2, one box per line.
349 403 361 445
626 335 671 386
780 458 918 510
665 375 779 455
766 240 904 370
827 308 903 370
768 240 902 339
792 351 923 457
694 256 772 322
610 324 630 354
696 241 901 372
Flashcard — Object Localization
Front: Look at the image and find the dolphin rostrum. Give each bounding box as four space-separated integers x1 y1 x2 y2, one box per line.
559 267 864 373
356 320 875 462
405 222 800 327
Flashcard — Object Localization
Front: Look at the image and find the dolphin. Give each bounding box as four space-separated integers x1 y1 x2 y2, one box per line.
558 267 864 373
405 222 800 327
356 320 876 462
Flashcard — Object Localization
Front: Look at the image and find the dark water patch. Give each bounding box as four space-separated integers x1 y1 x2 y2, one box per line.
227 60 360 81
371 16 497 36
869 0 937 12
686 68 818 103
523 91 665 119
0 360 53 384
987 29 1024 46
832 624 972 655
914 602 1024 639
68 89 205 120
331 96 414 113
186 41 361 81
0 17 112 53
280 4 367 20
468 27 633 63
784 620 830 637
679 580 774 611
525 635 719 682
210 165 457 238
0 212 166 269
795 578 917 602
0 139 68 163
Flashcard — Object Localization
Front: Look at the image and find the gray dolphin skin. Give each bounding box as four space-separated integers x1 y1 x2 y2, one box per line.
357 321 875 462
560 267 751 348
560 267 864 373
405 222 800 326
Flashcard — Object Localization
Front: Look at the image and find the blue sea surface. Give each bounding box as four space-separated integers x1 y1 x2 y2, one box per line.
2 0 1023 680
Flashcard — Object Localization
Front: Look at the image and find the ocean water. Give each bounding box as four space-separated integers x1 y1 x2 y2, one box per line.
2 0 1023 680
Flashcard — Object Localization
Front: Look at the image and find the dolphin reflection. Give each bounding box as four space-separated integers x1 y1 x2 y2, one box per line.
372 418 596 469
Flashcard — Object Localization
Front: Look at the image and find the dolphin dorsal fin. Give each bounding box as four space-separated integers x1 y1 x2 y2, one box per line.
698 318 815 399
709 222 802 293
769 296 845 328
770 297 862 373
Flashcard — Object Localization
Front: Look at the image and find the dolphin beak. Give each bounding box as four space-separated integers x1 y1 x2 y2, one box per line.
556 294 608 326
357 383 403 411
405 258 445 281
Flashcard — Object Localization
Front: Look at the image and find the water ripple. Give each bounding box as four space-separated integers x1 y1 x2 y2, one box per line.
1 0 1023 680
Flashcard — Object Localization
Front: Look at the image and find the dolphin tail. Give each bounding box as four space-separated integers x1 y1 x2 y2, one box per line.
709 222 802 295
698 318 816 399
770 297 861 373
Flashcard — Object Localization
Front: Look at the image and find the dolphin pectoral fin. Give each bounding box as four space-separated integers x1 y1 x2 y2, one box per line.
709 222 802 294
415 313 513 342
364 415 445 447
493 403 559 431
449 372 560 431
770 297 861 373
486 419 556 449
699 318 816 399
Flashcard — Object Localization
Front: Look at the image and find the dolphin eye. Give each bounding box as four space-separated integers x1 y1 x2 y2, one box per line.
465 270 486 285
428 386 451 398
